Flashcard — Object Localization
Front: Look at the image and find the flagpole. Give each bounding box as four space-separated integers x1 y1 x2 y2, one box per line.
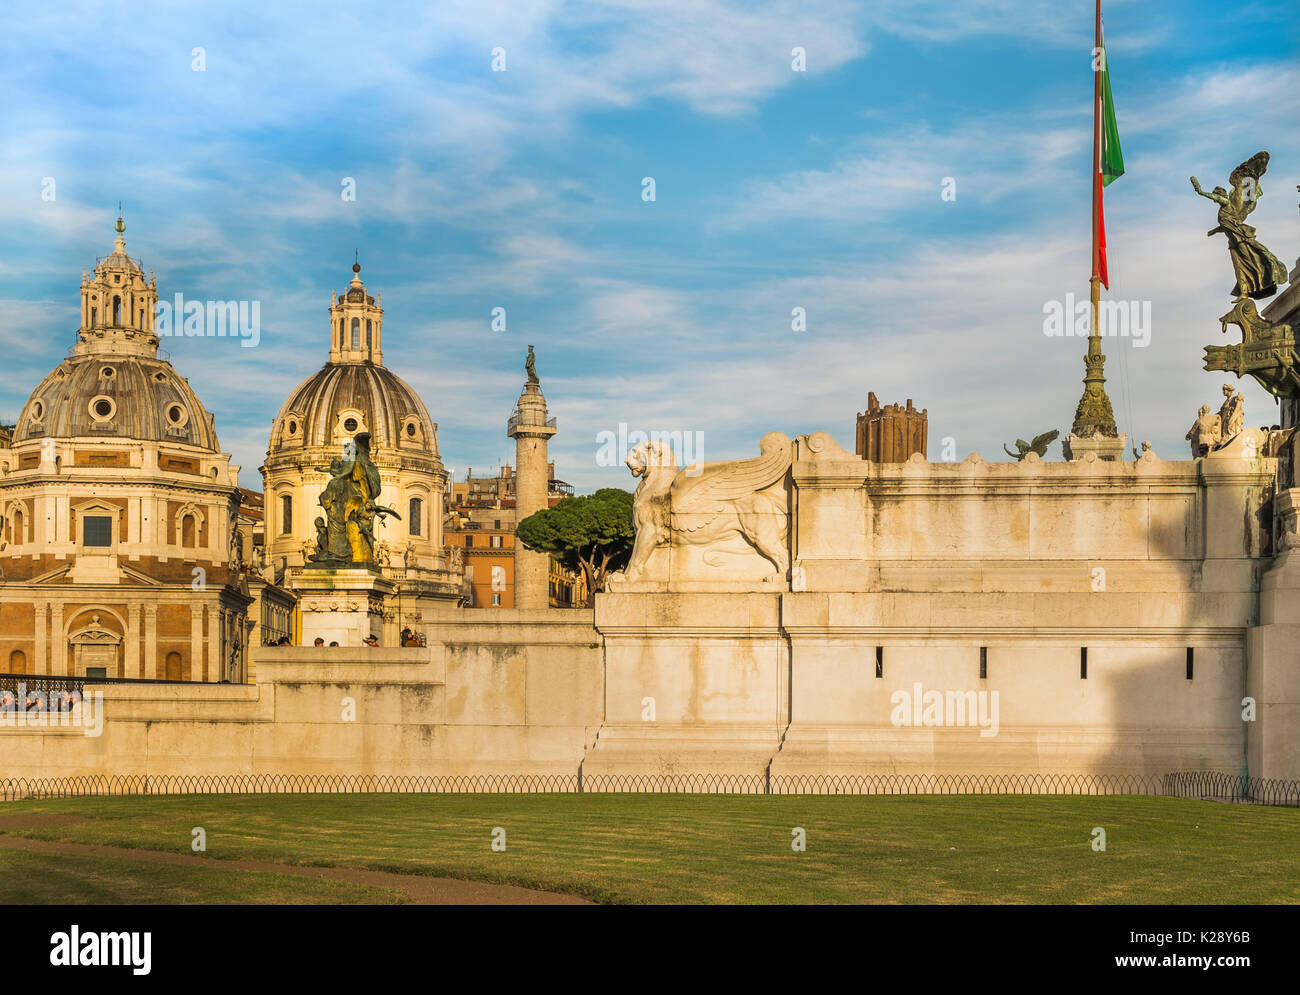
1068 0 1121 458
1090 0 1101 341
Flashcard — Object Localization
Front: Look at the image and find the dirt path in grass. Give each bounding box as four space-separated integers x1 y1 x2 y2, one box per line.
0 821 591 905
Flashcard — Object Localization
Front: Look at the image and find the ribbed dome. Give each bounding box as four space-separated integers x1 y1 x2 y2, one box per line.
269 362 437 458
15 353 220 451
96 246 144 275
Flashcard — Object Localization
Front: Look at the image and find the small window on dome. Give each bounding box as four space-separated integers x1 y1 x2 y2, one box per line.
101 366 115 379
153 372 166 382
288 420 298 435
31 400 44 421
344 417 358 432
405 422 416 438
166 404 187 428
91 397 115 421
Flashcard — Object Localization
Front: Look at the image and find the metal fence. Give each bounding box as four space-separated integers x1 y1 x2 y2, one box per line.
2 769 1297 804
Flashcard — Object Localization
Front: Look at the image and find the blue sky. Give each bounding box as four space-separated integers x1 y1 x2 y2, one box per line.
2 0 1298 491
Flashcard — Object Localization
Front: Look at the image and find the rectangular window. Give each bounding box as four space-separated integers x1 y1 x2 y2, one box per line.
83 515 112 547
875 645 883 679
464 536 473 548
979 646 987 680
490 535 502 549
491 593 502 606
281 494 292 535
85 667 107 679
409 497 422 536
1186 647 1194 680
494 519 501 530
1080 647 1088 679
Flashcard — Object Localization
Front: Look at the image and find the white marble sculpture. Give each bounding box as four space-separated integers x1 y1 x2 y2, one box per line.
1186 388 1246 458
621 431 793 583
1219 384 1245 440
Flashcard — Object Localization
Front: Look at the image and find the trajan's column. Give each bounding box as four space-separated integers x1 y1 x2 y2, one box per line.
507 346 556 609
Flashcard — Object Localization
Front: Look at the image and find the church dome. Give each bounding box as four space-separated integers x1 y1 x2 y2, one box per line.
266 261 438 463
12 214 219 452
261 260 455 604
15 354 220 451
269 361 437 459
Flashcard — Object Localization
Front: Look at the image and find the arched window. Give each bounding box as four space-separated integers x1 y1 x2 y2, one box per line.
351 317 360 349
281 494 293 535
408 497 422 536
165 652 182 681
181 514 196 548
112 296 121 324
366 319 372 348
11 509 23 546
8 649 27 675
90 306 97 326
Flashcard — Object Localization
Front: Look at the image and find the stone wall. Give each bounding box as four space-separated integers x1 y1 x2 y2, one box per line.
588 429 1294 780
0 610 602 780
5 428 1298 784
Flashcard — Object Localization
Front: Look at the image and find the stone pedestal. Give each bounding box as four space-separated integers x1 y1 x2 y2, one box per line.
1064 431 1127 462
1247 488 1300 781
289 567 396 647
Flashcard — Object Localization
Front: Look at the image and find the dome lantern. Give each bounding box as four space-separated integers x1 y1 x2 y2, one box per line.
77 209 159 359
329 254 383 365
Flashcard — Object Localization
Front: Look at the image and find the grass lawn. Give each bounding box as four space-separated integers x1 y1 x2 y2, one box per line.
0 846 404 904
1 793 1297 904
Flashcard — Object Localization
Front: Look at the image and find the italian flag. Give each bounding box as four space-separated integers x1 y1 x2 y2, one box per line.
1096 20 1124 289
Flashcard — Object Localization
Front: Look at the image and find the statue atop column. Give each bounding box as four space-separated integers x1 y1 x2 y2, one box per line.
525 344 539 386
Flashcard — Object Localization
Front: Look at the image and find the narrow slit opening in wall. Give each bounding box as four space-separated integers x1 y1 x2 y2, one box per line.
1186 647 1194 680
1080 647 1088 679
979 646 987 680
875 645 883 679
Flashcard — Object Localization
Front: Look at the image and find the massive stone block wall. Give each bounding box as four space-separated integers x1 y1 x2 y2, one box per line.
0 610 602 780
588 430 1294 779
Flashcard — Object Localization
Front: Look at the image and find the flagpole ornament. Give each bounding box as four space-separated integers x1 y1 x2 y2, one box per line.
1191 152 1289 301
